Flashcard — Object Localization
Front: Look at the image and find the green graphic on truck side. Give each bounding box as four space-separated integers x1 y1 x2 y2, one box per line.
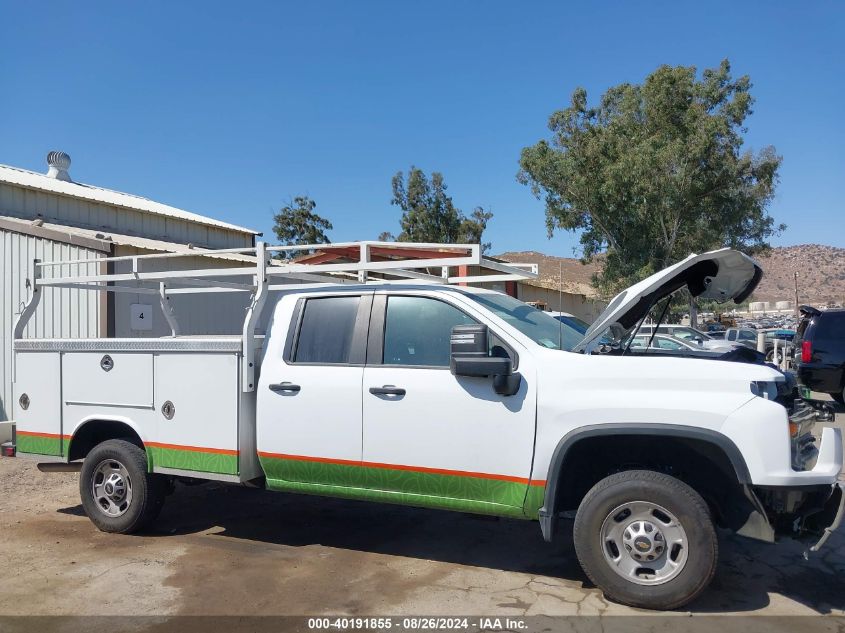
258 452 546 519
16 432 64 456
145 443 238 475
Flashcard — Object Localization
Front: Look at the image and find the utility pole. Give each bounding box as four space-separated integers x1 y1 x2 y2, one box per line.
794 271 800 319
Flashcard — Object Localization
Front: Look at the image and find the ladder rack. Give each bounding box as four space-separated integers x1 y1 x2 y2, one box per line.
14 241 538 392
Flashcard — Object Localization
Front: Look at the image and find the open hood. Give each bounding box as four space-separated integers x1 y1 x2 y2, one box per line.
574 248 762 352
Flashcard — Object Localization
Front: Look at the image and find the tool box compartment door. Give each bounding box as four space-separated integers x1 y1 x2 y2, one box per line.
150 353 239 475
14 352 63 456
63 353 154 409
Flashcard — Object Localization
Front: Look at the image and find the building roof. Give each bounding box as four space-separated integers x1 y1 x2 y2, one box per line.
0 163 259 236
0 214 257 263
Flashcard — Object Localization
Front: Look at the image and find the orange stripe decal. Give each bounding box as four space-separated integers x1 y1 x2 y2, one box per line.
16 430 71 440
146 441 238 456
257 451 545 486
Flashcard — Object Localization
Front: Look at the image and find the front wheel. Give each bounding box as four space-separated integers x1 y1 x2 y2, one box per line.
573 470 717 610
79 439 167 534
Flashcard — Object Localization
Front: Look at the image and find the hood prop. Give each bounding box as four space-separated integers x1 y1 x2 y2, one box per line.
622 294 672 355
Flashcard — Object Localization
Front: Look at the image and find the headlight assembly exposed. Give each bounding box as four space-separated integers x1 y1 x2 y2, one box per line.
750 381 778 400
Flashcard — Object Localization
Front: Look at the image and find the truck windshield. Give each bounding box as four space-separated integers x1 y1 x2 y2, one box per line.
465 292 582 351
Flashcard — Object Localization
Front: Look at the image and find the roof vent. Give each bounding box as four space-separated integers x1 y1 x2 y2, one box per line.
46 151 72 181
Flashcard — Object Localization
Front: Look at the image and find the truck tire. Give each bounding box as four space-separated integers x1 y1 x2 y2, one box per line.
79 439 167 534
573 470 717 610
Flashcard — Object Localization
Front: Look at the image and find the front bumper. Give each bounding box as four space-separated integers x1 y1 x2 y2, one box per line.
784 401 844 553
724 396 842 486
806 483 845 553
753 482 844 554
735 399 844 552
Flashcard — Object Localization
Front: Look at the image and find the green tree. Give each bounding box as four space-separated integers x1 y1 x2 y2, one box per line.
518 59 784 298
272 196 332 258
390 167 493 252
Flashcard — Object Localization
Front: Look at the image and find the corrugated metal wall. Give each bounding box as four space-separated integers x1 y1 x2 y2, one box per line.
0 182 252 250
1 229 103 421
111 245 253 337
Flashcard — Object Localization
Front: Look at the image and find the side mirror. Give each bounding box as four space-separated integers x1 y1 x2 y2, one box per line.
449 324 521 396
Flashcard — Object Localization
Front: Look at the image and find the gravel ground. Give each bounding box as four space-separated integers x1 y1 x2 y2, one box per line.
0 408 843 620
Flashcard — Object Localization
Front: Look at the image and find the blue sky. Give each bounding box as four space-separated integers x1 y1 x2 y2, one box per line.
2 1 843 255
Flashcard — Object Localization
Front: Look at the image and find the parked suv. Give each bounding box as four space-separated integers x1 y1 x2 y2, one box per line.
795 306 845 403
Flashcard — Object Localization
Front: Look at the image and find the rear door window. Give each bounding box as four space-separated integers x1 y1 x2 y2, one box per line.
294 296 361 364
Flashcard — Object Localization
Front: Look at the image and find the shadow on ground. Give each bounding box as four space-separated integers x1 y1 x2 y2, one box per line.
58 475 845 614
54 403 845 615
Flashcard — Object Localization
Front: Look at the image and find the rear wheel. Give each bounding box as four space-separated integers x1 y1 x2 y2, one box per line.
573 470 717 610
79 439 167 534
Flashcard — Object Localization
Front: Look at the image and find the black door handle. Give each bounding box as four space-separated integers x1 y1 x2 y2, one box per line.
269 382 301 393
369 385 406 396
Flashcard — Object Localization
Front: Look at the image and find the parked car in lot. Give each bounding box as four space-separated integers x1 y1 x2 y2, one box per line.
795 306 845 403
725 327 759 348
11 243 844 611
630 334 716 353
637 325 737 351
725 327 797 364
763 329 797 364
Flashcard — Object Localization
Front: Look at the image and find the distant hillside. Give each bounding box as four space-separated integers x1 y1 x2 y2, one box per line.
754 245 845 305
496 251 601 297
497 244 845 305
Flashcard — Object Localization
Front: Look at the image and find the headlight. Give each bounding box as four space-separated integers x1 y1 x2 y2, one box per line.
750 381 779 400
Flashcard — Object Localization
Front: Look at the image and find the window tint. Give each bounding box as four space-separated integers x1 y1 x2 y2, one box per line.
727 330 737 341
739 330 756 341
815 313 845 339
657 337 684 350
383 296 475 366
294 296 360 364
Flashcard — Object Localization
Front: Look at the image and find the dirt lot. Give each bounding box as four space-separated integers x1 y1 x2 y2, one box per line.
1 409 843 620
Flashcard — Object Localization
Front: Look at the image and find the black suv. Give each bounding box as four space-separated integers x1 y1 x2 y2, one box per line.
795 306 845 403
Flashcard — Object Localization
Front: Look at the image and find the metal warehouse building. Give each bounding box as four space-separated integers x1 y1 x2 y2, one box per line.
0 152 259 424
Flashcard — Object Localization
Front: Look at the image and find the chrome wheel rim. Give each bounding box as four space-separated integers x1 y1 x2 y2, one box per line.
600 501 688 586
91 459 133 517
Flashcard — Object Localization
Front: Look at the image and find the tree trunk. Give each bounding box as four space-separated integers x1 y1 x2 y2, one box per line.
689 295 698 328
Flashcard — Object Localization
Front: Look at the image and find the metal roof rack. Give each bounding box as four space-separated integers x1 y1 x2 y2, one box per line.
14 241 538 392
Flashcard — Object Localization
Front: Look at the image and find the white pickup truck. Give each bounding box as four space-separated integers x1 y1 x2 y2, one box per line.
10 242 844 610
